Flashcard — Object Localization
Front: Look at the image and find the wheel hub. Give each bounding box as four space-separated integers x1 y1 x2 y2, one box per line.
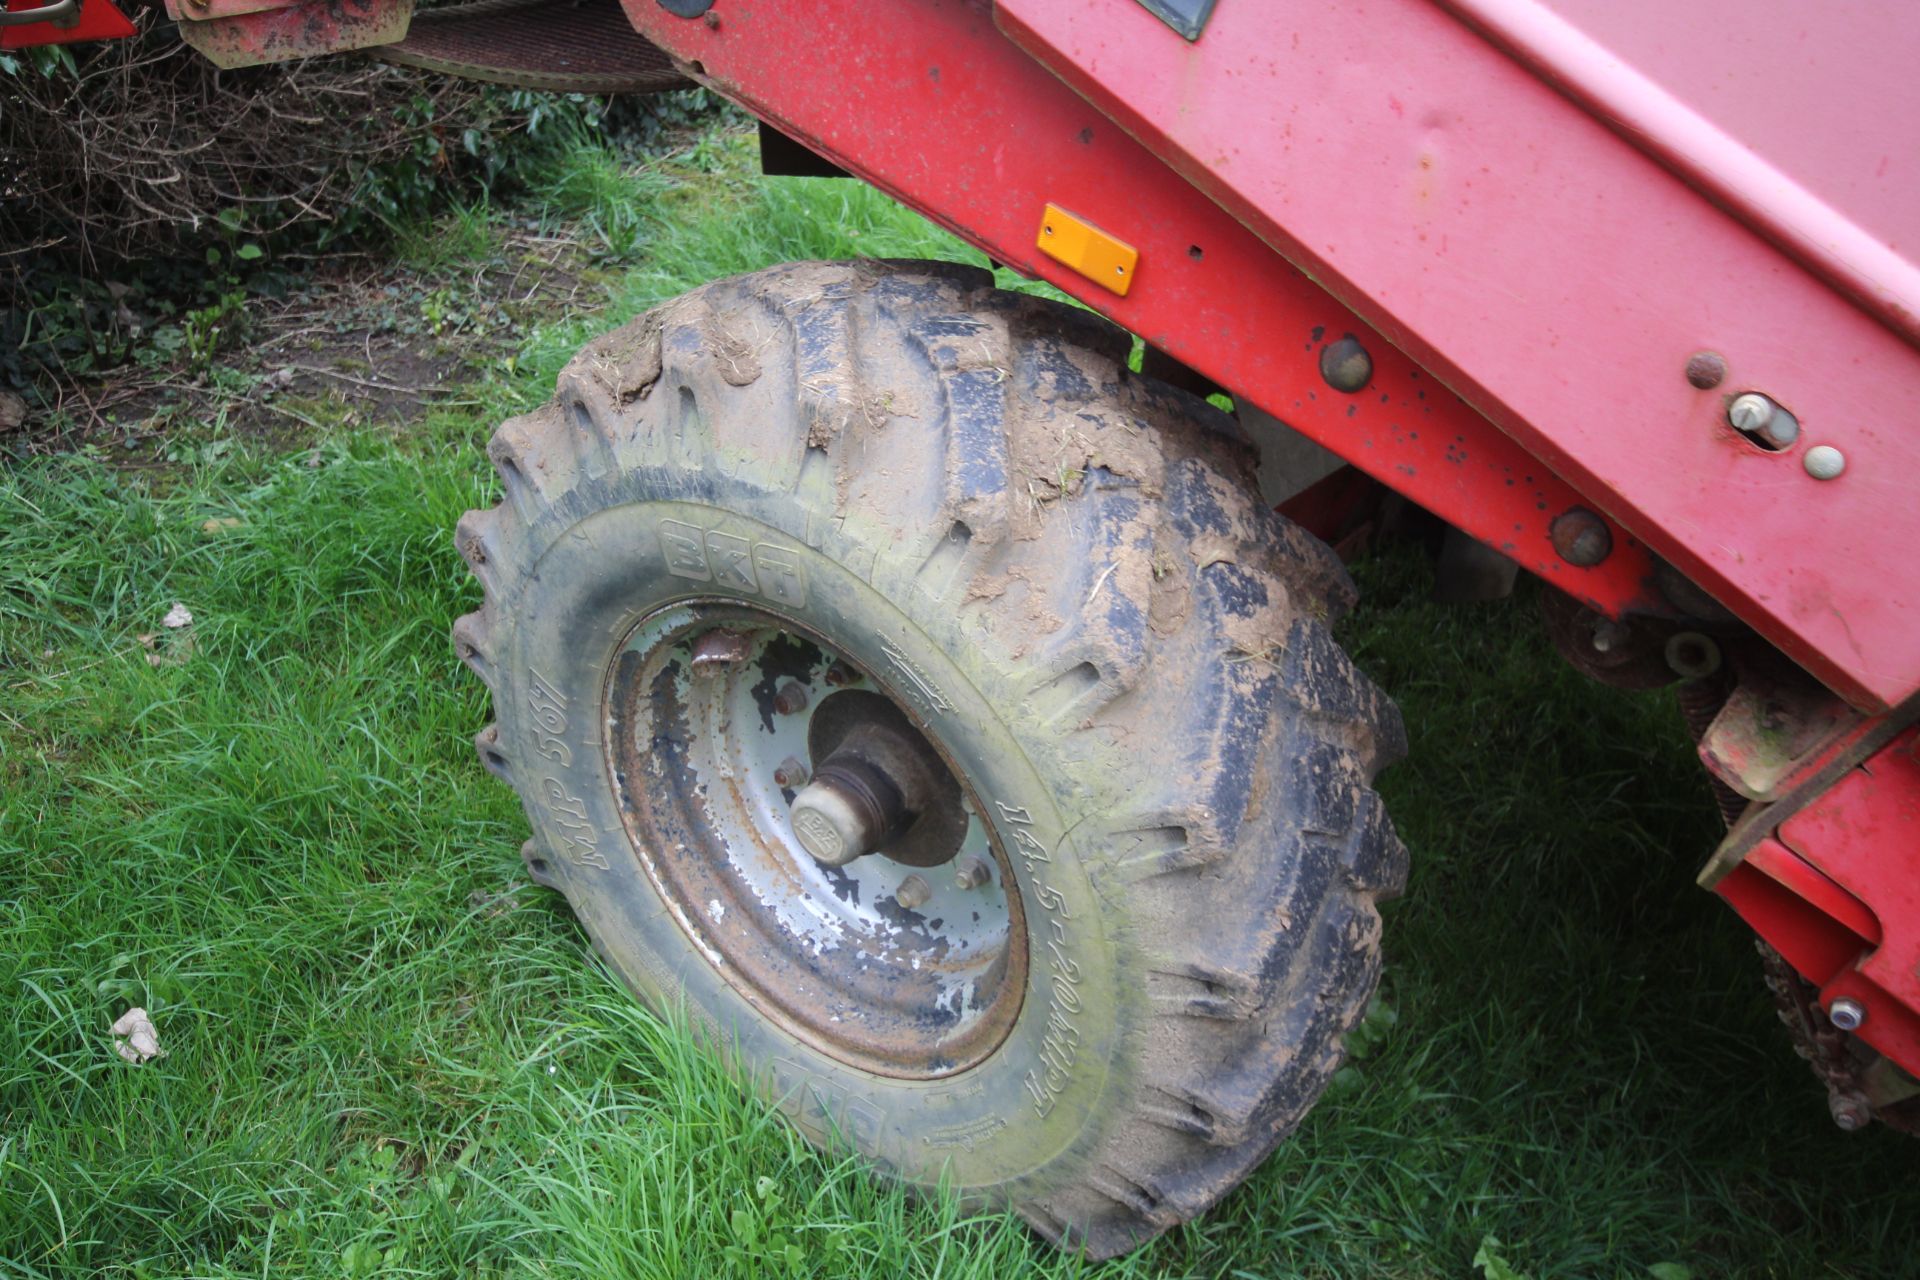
603 603 1025 1077
790 688 968 868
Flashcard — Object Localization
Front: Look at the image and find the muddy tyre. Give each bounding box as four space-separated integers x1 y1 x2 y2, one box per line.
454 261 1407 1257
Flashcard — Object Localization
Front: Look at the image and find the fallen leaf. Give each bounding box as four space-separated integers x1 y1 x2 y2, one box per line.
141 612 196 667
200 517 244 534
111 1006 164 1063
0 390 25 433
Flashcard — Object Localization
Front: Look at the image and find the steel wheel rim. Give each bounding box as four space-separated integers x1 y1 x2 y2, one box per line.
603 601 1027 1077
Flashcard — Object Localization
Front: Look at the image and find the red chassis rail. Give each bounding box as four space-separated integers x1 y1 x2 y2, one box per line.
623 0 1920 716
1712 725 1920 1082
996 0 1920 715
2 0 132 49
627 0 1671 632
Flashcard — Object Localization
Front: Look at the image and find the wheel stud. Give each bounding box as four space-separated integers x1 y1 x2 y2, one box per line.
896 874 932 909
773 756 810 788
773 680 810 715
954 855 993 890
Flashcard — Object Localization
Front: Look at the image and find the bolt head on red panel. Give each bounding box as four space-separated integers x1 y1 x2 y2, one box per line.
1550 508 1613 568
1828 997 1867 1030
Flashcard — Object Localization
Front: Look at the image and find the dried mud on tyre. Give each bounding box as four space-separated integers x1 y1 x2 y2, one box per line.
454 259 1408 1258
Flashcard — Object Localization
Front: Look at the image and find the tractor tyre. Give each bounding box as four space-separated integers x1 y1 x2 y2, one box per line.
453 260 1408 1257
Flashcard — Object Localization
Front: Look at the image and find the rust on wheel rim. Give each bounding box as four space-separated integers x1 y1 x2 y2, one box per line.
603 601 1027 1078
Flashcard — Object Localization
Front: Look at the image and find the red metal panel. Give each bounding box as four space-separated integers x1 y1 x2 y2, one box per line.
1539 0 1920 316
1446 0 1920 345
997 0 1920 710
1744 839 1880 948
1817 968 1920 1083
621 0 1664 623
0 0 133 48
1775 728 1920 1074
1715 857 1872 1007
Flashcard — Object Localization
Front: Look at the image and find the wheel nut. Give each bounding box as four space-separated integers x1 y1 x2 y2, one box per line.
954 855 993 890
895 874 932 909
1664 631 1722 681
773 756 810 788
824 661 860 687
773 681 810 715
1828 997 1866 1031
1831 1092 1872 1131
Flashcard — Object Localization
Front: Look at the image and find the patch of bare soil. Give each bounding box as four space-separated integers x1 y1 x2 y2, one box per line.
9 221 614 460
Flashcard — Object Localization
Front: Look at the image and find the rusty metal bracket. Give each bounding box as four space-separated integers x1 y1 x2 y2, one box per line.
375 0 688 95
1701 680 1858 803
167 0 294 20
166 0 411 68
1697 692 1920 889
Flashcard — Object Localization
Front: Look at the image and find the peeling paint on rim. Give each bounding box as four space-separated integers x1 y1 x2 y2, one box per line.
603 601 1025 1078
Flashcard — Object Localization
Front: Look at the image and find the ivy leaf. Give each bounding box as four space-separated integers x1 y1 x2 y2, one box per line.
1473 1234 1534 1280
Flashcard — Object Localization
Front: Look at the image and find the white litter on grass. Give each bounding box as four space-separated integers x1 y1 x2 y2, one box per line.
142 603 198 667
111 1007 163 1063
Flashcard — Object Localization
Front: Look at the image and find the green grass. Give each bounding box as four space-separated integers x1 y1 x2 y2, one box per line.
394 199 502 275
3 128 1915 1279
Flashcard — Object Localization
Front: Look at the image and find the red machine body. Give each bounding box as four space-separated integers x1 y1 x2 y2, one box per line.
1 0 132 49
997 0 1920 714
57 0 1920 1089
1715 726 1920 1078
